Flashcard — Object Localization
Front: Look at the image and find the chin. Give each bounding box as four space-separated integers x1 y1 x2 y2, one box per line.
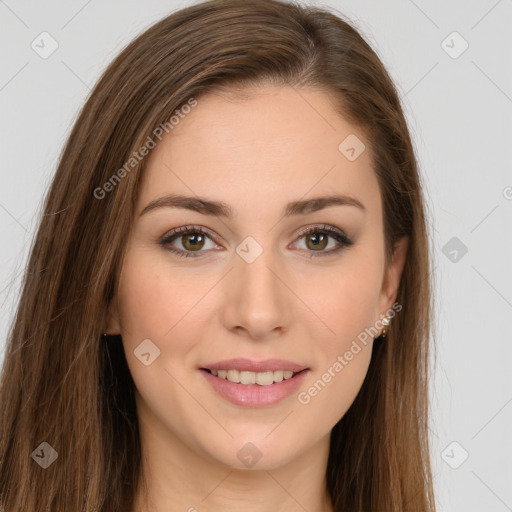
205 435 303 471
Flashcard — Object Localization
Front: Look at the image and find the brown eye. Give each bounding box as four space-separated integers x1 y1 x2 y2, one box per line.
181 231 206 251
293 225 354 257
160 226 218 258
160 224 353 259
304 232 329 251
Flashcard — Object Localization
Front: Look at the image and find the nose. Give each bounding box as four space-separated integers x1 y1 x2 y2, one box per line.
220 245 292 340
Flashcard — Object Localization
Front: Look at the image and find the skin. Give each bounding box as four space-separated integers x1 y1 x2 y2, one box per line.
107 85 408 512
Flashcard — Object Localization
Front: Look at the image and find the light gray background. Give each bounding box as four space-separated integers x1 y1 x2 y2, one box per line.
1 1 511 510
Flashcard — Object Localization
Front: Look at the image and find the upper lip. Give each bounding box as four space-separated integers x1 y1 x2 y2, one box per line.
200 358 309 373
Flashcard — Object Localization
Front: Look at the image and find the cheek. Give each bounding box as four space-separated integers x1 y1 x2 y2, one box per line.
117 249 207 349
115 251 212 429
296 340 373 435
300 255 383 354
116 248 225 405
293 264 381 419
291 252 382 417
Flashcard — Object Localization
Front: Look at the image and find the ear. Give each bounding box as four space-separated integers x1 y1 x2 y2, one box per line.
378 236 408 318
105 295 122 335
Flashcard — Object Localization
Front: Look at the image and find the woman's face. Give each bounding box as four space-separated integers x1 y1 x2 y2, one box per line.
108 85 407 471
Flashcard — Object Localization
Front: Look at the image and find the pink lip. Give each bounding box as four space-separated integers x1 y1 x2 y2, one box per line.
200 368 310 407
200 358 308 373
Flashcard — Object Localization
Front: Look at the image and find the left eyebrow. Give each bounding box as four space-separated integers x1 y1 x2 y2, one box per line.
284 194 366 216
139 193 366 218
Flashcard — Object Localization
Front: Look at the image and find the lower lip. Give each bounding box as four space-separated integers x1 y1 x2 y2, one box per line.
200 369 310 407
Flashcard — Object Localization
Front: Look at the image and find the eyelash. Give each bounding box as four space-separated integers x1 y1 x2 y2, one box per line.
159 224 354 259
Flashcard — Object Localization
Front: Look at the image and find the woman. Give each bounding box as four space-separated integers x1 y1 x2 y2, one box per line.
0 0 436 510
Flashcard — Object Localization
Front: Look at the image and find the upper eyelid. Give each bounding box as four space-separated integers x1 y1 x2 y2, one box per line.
161 224 350 247
163 225 218 242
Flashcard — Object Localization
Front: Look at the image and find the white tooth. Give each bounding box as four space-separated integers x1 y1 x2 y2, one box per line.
227 369 240 383
273 370 284 382
213 369 297 385
239 371 256 384
256 371 274 386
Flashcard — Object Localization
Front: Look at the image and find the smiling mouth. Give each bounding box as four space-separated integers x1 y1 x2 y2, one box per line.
201 368 306 386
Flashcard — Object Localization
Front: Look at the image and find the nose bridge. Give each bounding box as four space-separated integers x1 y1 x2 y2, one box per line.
235 238 281 304
223 236 289 336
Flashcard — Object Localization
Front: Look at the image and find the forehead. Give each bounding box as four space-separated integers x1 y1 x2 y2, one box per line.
138 85 380 220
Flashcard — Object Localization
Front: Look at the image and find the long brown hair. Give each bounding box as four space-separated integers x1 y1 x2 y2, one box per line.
0 0 436 510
